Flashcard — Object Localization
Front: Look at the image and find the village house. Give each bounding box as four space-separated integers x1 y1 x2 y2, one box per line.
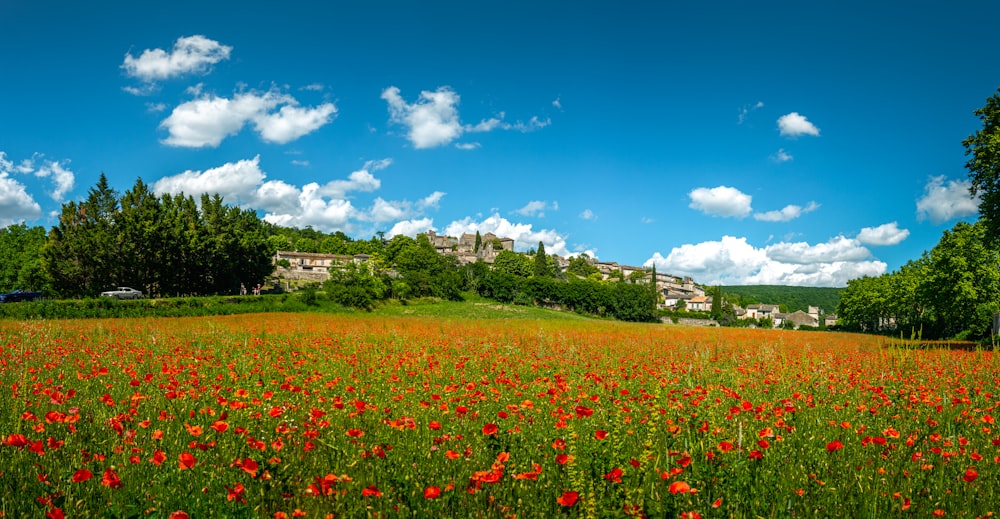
687 295 713 312
272 250 371 282
744 304 780 320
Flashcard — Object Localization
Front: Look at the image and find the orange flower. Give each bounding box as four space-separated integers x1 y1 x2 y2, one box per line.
424 486 441 499
668 481 691 494
557 491 579 507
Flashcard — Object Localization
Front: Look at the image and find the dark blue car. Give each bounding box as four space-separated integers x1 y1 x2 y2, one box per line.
0 289 43 302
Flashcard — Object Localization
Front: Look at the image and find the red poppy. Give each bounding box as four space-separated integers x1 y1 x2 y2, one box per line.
225 483 246 503
668 481 691 494
179 452 197 470
424 486 441 499
45 508 65 519
557 491 579 507
240 458 259 478
482 423 499 435
594 430 608 440
210 421 229 433
3 433 28 448
101 468 122 489
168 512 190 519
72 469 93 483
826 440 844 452
604 467 624 483
555 453 574 465
362 485 383 497
346 428 364 438
575 405 594 418
428 421 442 430
151 450 166 466
963 468 979 483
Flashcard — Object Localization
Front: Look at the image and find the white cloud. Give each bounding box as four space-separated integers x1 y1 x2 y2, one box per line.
553 97 562 110
857 222 910 246
381 86 548 149
645 235 886 287
151 157 442 235
444 213 592 258
418 191 446 210
388 218 434 238
7 153 75 202
160 89 336 147
122 35 232 86
915 175 979 224
688 186 753 218
771 148 793 162
0 153 42 225
777 112 820 137
753 201 819 222
579 209 596 220
455 142 481 150
513 200 551 217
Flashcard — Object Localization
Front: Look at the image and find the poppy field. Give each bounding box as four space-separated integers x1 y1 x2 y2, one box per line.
1 313 998 518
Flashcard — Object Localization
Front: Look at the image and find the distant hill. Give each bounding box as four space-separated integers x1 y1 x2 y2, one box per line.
719 285 842 314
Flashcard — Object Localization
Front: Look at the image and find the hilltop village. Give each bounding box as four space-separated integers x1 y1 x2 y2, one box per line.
273 230 836 329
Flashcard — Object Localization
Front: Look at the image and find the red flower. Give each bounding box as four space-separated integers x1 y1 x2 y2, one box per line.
604 467 624 483
72 469 93 483
240 457 259 478
826 440 844 452
575 405 594 418
555 453 573 465
482 423 499 435
346 428 364 438
424 486 441 499
46 508 65 519
3 433 28 448
225 482 246 503
151 450 167 466
210 421 229 433
594 430 608 440
557 491 579 507
179 452 197 470
362 485 383 497
963 468 979 483
168 512 190 519
668 481 691 494
101 468 122 489
428 421 442 430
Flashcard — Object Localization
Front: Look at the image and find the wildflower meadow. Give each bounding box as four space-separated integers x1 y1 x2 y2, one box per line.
1 313 998 518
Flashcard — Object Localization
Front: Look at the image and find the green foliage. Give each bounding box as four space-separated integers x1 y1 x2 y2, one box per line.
566 254 599 278
964 87 1000 243
0 223 49 293
533 241 553 277
720 285 842 313
492 250 532 278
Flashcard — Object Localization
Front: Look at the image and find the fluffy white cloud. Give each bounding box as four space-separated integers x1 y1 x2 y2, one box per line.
753 201 819 222
915 175 980 224
381 86 548 149
645 235 886 287
0 153 42 225
122 35 231 85
513 200 552 217
857 222 910 246
160 89 336 147
5 153 75 202
388 218 435 238
382 86 462 149
777 112 820 137
151 157 441 235
688 186 753 218
444 213 592 258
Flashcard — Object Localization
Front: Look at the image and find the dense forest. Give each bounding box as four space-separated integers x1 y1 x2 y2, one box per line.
720 285 841 314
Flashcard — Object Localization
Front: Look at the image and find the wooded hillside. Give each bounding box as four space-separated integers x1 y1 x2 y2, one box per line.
720 285 842 314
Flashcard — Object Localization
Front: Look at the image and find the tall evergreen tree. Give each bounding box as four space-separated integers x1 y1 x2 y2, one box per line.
533 241 551 277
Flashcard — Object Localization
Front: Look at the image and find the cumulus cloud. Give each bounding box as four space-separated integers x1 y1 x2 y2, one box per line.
160 88 337 147
444 213 592 258
688 186 753 218
6 153 75 202
0 153 42 225
645 235 886 287
151 157 440 234
513 200 552 217
388 218 435 238
915 175 980 224
777 112 820 137
753 201 819 222
857 222 910 246
381 86 548 149
122 35 232 88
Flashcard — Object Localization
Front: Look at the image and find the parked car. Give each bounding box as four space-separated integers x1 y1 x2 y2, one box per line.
0 289 43 303
100 287 143 300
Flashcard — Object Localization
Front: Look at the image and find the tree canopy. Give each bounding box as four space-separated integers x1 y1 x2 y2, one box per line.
965 87 1000 242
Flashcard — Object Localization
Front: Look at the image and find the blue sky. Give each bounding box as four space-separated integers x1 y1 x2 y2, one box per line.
2 1 997 286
